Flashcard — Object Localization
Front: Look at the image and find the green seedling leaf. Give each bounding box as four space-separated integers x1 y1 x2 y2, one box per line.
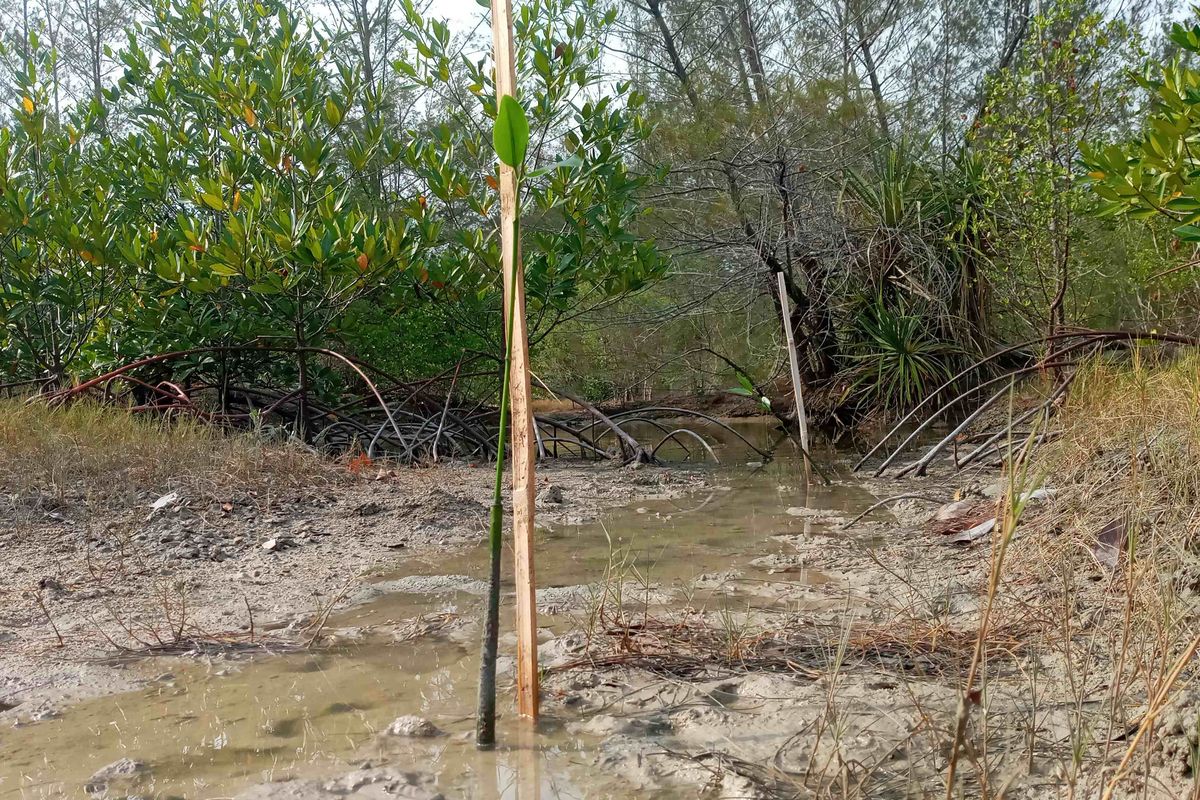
1174 223 1200 242
493 94 529 169
728 384 772 410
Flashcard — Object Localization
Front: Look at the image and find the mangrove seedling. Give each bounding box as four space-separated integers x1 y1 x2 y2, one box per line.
476 93 530 749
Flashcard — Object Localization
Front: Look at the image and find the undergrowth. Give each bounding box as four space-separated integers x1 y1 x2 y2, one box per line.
0 399 332 518
1003 356 1200 797
1025 355 1200 614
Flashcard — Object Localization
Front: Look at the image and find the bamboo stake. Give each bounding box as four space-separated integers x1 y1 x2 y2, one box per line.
775 271 811 479
491 0 539 722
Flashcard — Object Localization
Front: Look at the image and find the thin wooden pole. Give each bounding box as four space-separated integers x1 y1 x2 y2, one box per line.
491 0 539 721
775 271 811 480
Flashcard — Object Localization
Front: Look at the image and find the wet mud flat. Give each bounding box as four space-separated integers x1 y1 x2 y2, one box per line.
0 461 707 716
525 462 1200 800
2 422 1197 799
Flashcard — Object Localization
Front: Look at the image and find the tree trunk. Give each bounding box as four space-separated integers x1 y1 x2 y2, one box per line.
735 0 769 107
294 308 310 440
644 0 701 109
357 0 375 88
1046 226 1069 379
857 32 890 139
21 0 29 68
635 0 838 387
90 0 102 106
715 3 755 110
968 0 1031 133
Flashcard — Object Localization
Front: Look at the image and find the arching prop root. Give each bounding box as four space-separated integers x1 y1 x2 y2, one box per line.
856 329 1200 477
24 346 752 468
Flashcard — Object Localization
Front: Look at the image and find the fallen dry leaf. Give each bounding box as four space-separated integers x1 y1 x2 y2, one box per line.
1092 515 1129 572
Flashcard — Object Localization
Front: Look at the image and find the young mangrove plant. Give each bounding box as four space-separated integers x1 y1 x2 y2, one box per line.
476 93 530 749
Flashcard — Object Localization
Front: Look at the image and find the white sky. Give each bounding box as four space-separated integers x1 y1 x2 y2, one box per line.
427 0 487 32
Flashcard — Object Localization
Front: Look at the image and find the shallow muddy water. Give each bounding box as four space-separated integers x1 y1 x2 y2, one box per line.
1 421 880 799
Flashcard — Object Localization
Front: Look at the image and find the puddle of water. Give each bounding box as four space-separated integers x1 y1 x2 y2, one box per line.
0 421 875 799
361 422 870 617
2 640 646 799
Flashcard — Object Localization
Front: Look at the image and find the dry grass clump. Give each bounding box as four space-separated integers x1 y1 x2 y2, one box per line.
1028 355 1200 596
993 356 1200 798
556 608 1034 682
0 399 334 518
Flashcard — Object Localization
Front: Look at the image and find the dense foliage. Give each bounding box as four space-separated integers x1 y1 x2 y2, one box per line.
540 0 1175 418
1 0 1199 426
0 0 663 413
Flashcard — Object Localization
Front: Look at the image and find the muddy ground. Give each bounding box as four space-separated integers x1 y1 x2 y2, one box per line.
2 449 1197 799
528 464 1200 800
0 462 706 716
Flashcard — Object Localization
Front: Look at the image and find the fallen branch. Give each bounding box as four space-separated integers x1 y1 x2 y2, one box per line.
839 493 946 530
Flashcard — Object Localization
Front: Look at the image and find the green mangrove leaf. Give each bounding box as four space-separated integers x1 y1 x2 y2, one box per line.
493 94 529 169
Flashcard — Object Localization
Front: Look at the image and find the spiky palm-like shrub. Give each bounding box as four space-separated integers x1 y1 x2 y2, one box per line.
844 300 960 416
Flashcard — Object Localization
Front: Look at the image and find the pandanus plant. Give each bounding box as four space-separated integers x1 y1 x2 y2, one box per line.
476 94 530 749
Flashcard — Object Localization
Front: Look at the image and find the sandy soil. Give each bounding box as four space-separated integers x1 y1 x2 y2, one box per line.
0 461 708 718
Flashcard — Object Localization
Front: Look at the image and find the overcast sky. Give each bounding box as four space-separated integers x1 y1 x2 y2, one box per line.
427 0 486 33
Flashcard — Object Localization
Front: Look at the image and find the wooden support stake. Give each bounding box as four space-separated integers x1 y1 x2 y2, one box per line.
491 0 539 721
776 271 811 480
